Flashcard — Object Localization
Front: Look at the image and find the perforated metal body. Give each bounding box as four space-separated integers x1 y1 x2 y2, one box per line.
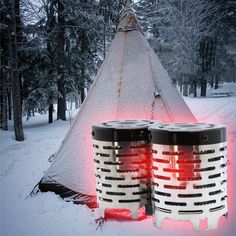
149 123 227 231
92 120 155 218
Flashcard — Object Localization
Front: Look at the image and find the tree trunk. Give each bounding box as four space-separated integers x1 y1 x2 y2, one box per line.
15 0 24 107
0 17 8 130
193 81 197 97
183 82 188 97
3 95 8 130
200 77 207 97
79 30 86 104
0 70 8 130
48 103 54 123
75 94 79 109
80 65 85 103
80 86 85 103
214 75 219 89
46 1 56 123
178 78 183 94
7 88 12 120
210 75 214 88
199 37 215 97
57 0 66 120
9 0 24 141
0 81 4 128
103 22 106 60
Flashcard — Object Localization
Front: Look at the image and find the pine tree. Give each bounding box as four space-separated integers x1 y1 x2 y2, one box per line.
2 0 133 127
98 0 126 59
0 1 10 130
136 0 222 97
57 0 66 120
63 0 106 104
8 0 24 141
213 0 236 85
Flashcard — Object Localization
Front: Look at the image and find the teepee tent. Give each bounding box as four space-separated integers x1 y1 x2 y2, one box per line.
38 4 196 207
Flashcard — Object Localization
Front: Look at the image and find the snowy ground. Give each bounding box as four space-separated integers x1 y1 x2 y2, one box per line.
1 91 236 236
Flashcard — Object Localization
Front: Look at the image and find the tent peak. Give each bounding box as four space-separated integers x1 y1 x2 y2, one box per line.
117 1 139 32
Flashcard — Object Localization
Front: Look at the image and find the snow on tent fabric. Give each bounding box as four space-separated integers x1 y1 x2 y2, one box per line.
37 3 196 220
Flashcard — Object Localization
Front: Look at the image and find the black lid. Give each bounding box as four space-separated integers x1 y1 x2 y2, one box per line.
92 120 158 142
149 123 227 145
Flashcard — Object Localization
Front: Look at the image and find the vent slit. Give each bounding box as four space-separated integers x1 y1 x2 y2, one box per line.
117 184 140 188
104 161 123 165
154 174 171 180
102 183 112 188
209 190 222 196
116 153 138 157
179 210 203 215
177 176 201 181
118 199 140 203
177 159 201 164
208 156 224 162
155 191 171 197
117 169 139 173
96 188 102 193
152 198 160 203
162 151 184 155
209 173 221 179
106 191 126 196
193 167 215 172
96 168 110 173
210 205 225 212
96 152 110 157
194 200 216 206
194 183 216 189
155 207 171 213
133 190 149 195
164 184 186 190
103 146 122 150
105 176 125 181
165 201 186 206
178 193 202 198
153 158 169 163
99 197 112 202
163 168 184 173
219 147 227 152
193 150 215 155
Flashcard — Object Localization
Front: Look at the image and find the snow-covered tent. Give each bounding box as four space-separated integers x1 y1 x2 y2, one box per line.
38 4 196 207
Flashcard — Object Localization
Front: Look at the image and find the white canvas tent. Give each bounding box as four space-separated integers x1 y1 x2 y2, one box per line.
38 4 196 206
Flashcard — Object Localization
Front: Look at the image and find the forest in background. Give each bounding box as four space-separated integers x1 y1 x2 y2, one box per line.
0 0 236 141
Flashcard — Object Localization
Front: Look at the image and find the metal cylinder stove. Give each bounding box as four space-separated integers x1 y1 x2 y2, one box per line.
149 123 227 231
92 120 154 219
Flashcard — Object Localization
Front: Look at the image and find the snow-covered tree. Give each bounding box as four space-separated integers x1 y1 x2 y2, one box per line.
136 0 222 96
18 0 108 122
213 0 236 86
98 0 126 59
5 0 24 140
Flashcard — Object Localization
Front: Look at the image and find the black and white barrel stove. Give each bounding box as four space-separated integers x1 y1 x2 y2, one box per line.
149 123 227 231
92 120 155 219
